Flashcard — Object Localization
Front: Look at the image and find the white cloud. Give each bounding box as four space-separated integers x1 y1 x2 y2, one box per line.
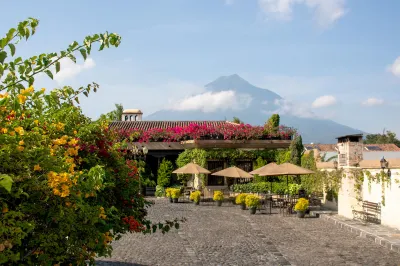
258 0 347 27
388 56 400 77
362 98 384 106
54 58 96 83
169 90 252 113
311 95 337 108
264 99 316 118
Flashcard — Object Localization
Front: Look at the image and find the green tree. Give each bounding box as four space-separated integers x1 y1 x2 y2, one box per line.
264 114 280 134
290 135 304 166
232 117 244 124
99 103 124 121
157 158 174 187
364 130 400 147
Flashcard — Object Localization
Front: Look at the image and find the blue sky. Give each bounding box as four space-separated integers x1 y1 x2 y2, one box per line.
1 0 400 136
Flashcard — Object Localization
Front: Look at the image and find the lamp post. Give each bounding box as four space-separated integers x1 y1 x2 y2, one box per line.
380 157 391 178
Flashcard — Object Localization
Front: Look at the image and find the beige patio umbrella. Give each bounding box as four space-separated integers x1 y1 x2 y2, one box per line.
276 163 315 175
211 166 253 178
173 163 211 189
172 163 211 174
249 162 283 176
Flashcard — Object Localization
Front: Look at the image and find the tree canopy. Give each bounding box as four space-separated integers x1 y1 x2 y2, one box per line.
364 130 400 147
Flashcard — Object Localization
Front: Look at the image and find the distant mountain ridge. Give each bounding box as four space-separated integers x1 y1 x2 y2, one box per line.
146 74 363 143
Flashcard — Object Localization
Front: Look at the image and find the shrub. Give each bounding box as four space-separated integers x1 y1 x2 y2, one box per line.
157 158 174 187
213 191 224 201
165 188 173 198
170 188 181 199
0 19 183 265
294 198 309 212
155 185 165 197
245 195 260 208
190 191 201 202
235 193 247 205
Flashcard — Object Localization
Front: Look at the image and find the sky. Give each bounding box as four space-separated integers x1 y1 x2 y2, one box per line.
1 0 400 135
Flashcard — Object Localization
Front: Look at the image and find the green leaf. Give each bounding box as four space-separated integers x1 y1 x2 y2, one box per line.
74 97 80 104
55 61 60 73
44 70 53 79
68 54 76 63
0 51 7 64
6 28 16 42
8 43 16 56
79 48 87 60
0 64 3 77
83 91 88 97
0 174 13 193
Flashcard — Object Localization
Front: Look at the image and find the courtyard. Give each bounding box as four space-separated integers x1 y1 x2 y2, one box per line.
97 198 400 266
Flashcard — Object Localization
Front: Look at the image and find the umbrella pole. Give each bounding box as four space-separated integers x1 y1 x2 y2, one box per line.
286 175 288 187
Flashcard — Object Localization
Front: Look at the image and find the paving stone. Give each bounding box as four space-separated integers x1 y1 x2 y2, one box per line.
97 198 400 265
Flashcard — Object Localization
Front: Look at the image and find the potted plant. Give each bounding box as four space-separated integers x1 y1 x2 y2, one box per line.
245 195 260 214
165 188 173 203
190 191 201 205
171 188 181 203
294 198 309 218
235 193 247 210
213 191 224 206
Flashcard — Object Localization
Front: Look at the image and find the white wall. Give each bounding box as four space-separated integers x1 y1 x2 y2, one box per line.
339 168 400 230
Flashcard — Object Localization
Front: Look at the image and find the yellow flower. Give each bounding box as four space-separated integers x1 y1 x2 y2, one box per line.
73 130 77 135
2 207 8 213
34 120 39 125
65 202 71 207
68 139 78 146
17 146 24 151
41 88 46 93
18 94 27 104
19 140 24 146
0 92 9 98
14 127 24 135
34 164 41 171
9 131 15 136
1 128 7 134
26 86 34 93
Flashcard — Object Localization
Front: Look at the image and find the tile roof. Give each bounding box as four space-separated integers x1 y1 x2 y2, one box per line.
304 143 400 152
109 121 236 131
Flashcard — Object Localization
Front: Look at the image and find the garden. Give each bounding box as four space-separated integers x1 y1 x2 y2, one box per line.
0 18 180 265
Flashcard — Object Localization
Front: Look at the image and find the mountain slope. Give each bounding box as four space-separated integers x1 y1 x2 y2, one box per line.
145 74 363 143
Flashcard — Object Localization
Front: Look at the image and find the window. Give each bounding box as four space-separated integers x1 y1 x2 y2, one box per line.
207 161 224 186
236 161 253 184
124 115 129 121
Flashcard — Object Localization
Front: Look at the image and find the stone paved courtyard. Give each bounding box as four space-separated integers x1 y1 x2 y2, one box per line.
97 198 400 266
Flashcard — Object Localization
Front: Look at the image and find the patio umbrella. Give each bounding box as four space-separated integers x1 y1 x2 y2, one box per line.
172 163 211 189
172 163 211 174
276 163 315 175
211 166 253 178
249 162 283 176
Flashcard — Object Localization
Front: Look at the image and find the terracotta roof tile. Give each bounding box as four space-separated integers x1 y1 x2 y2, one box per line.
304 143 400 152
109 121 234 131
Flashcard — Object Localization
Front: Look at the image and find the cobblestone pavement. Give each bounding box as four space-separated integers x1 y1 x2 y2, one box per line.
97 198 400 266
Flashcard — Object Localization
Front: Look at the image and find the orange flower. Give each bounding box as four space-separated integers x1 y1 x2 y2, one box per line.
18 140 24 146
34 164 41 171
0 128 7 134
17 146 24 151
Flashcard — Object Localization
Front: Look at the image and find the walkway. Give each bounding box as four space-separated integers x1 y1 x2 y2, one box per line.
97 198 400 266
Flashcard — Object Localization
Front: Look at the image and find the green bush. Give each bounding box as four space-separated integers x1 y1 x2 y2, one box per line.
157 158 174 187
155 185 165 197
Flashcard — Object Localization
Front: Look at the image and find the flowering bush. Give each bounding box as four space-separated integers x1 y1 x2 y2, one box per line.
170 188 181 199
115 123 295 143
294 198 309 212
245 195 260 208
165 187 173 198
235 193 248 205
0 18 182 265
189 191 201 202
213 191 224 201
